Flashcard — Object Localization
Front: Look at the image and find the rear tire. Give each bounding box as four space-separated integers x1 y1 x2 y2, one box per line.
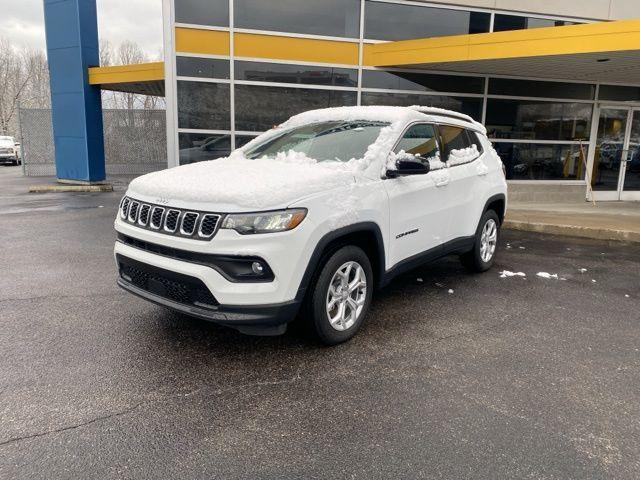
461 209 500 273
306 245 373 345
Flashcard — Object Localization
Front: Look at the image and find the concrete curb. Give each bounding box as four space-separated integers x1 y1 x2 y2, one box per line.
29 184 113 193
504 219 640 244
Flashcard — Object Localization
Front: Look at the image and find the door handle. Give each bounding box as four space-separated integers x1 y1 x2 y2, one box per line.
435 178 449 187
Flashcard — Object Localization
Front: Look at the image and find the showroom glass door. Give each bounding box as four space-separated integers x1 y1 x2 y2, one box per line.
621 109 640 200
591 107 640 201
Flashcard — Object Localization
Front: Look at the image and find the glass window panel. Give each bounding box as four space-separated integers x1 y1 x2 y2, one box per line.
485 99 592 141
179 133 231 165
363 70 484 94
235 0 360 38
361 91 483 122
493 14 577 32
174 0 229 27
598 85 640 102
235 135 260 149
235 85 357 131
176 57 230 79
177 81 230 130
365 1 490 41
489 78 595 100
624 111 640 191
235 61 358 87
495 143 587 180
439 125 472 163
394 124 440 163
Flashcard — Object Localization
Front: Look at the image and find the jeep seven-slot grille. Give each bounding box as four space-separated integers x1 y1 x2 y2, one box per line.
119 196 222 240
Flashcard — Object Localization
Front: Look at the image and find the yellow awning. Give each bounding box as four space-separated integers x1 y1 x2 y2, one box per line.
364 19 640 84
88 62 165 96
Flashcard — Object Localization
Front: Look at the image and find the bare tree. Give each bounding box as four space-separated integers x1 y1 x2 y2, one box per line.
0 38 35 135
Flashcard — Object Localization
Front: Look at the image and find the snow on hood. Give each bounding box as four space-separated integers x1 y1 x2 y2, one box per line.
127 154 356 211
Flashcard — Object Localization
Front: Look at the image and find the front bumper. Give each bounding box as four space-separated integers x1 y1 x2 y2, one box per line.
116 253 300 334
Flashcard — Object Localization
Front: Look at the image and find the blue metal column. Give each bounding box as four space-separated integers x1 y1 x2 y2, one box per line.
43 0 105 183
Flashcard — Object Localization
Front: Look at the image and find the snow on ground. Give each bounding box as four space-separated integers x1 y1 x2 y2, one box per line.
537 272 559 279
579 268 587 273
500 270 526 278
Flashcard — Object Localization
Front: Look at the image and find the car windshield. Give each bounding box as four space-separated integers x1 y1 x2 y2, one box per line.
244 121 389 162
0 137 13 147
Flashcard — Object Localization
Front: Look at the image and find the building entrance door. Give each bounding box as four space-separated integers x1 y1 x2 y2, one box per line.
591 106 640 201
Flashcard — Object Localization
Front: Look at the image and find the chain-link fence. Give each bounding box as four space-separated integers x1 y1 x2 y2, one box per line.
19 108 167 176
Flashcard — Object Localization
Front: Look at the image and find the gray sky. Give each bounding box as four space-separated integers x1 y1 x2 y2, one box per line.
0 0 163 59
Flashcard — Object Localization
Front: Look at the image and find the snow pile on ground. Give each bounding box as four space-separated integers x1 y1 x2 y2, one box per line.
446 145 479 166
128 155 355 209
500 270 526 278
537 272 559 279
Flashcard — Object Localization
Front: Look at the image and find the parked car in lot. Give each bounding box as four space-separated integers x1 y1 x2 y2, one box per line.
114 106 507 344
0 136 20 165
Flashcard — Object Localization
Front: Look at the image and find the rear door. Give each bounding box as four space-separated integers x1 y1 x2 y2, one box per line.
438 125 485 240
384 123 450 268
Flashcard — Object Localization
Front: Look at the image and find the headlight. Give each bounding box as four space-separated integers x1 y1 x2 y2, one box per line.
221 209 307 234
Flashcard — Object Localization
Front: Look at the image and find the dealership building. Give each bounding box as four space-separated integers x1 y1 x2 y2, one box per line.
45 0 640 202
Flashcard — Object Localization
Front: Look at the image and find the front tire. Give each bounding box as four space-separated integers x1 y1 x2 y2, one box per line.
306 245 373 345
461 210 500 272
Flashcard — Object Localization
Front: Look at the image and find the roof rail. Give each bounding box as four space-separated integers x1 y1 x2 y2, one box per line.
408 106 474 123
408 105 487 134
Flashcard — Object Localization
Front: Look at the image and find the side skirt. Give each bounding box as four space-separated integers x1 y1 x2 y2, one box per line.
380 235 475 287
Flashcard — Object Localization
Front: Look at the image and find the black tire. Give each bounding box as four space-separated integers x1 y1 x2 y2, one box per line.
305 245 373 345
461 209 500 273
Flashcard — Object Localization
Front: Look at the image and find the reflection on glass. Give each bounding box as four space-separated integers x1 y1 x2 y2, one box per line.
485 99 592 141
235 61 358 87
235 135 259 149
235 85 357 132
495 143 587 180
488 78 594 100
362 70 484 94
599 85 640 102
623 111 640 192
176 57 230 79
174 0 229 26
592 109 627 191
361 91 483 122
177 81 230 130
365 1 490 41
179 133 231 165
235 0 360 38
493 14 577 32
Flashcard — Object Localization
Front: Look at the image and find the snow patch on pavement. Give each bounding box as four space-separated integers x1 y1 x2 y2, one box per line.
500 270 526 278
537 272 559 279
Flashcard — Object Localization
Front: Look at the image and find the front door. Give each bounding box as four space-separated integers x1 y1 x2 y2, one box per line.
591 107 640 201
384 123 450 268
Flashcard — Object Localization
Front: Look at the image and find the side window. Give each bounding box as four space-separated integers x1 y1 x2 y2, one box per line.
394 124 440 164
466 130 484 156
439 125 482 165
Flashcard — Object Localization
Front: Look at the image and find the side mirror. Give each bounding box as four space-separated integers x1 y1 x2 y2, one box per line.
386 154 431 178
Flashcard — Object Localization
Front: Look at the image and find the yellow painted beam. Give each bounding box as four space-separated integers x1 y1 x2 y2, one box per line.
88 62 164 85
364 18 640 67
235 32 358 65
175 27 230 56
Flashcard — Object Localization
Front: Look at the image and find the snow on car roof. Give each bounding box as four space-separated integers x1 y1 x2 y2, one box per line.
280 106 486 134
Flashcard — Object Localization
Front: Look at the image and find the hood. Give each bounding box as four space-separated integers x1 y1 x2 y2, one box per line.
127 156 357 212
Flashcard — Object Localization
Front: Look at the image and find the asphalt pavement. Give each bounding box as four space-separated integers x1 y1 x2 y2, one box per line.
2 165 640 479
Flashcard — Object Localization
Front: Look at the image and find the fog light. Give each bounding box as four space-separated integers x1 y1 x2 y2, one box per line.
251 262 264 275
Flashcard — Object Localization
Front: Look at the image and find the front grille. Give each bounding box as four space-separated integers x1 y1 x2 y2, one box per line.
118 196 222 240
118 256 218 309
138 204 151 226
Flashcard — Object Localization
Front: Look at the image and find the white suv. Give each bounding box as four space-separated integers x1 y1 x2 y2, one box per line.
114 106 507 344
